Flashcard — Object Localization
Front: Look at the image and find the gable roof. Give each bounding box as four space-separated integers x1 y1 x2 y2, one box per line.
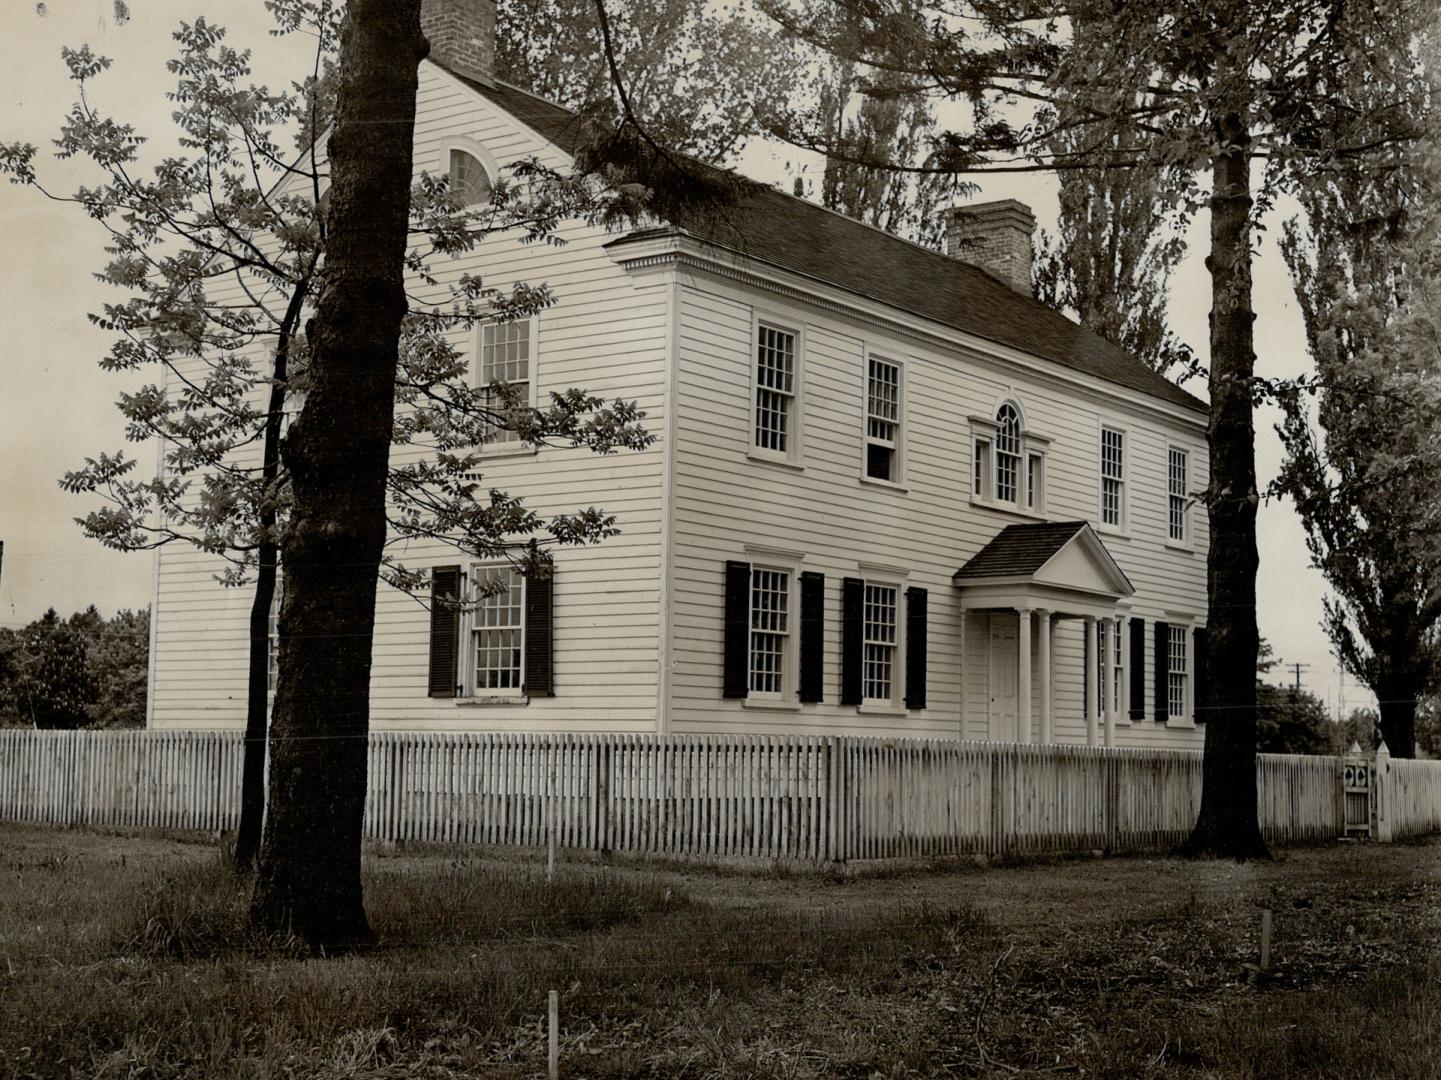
954 521 1096 579
441 65 1207 416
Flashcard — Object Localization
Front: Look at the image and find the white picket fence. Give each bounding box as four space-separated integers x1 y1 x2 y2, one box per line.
1 729 1437 860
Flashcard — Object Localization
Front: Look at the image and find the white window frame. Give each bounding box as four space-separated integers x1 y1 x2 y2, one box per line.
745 563 798 703
475 315 540 458
1099 424 1128 532
1111 617 1127 724
435 137 498 208
266 582 283 697
969 400 1048 517
1167 442 1193 547
748 313 805 467
856 569 908 713
462 563 527 698
861 350 906 487
1167 622 1191 725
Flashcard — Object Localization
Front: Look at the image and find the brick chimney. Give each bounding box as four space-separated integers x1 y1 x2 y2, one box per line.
421 0 497 86
945 199 1036 295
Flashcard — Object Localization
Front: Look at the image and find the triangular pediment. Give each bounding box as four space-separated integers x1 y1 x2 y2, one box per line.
1033 529 1133 596
953 521 1133 603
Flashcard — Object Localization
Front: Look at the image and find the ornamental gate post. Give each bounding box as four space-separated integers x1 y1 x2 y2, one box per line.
1341 741 1372 839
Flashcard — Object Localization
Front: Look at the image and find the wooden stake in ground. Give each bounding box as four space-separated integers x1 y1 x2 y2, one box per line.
548 990 559 1079
1260 909 1273 971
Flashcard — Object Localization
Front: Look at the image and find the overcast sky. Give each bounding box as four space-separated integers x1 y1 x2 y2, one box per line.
0 0 1369 716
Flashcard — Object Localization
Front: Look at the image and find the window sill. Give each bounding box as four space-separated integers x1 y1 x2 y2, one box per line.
1164 540 1195 554
857 702 907 718
455 696 530 708
1165 716 1196 730
968 497 1047 523
746 450 805 472
476 445 539 463
742 697 802 712
1096 524 1132 541
860 475 909 493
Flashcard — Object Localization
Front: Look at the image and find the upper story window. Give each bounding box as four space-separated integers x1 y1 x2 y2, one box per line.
479 318 534 446
1100 426 1126 528
469 565 525 694
972 400 1045 512
754 323 797 456
862 581 899 703
449 148 494 206
865 357 902 482
995 403 1022 503
1168 447 1190 542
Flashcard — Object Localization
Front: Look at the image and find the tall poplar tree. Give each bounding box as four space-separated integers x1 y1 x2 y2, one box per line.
753 0 1428 857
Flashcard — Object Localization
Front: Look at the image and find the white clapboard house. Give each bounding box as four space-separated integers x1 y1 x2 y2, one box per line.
147 0 1210 750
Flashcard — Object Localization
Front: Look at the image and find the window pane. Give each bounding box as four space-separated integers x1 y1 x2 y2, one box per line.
1168 625 1187 717
1101 428 1125 526
481 320 532 444
996 404 1021 502
1169 448 1188 541
748 567 790 694
755 326 795 452
473 567 524 691
863 582 898 701
449 149 493 205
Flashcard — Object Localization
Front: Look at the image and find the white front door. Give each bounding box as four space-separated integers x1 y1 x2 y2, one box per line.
989 616 1018 741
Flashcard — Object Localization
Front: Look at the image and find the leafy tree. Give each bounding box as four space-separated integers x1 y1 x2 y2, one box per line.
0 610 97 729
1256 684 1334 756
1342 707 1381 752
1275 48 1441 759
4 4 652 874
497 0 794 163
753 0 1429 858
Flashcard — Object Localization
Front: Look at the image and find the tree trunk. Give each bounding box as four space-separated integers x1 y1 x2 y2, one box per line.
236 544 275 871
1181 113 1270 860
250 0 426 949
1378 681 1418 759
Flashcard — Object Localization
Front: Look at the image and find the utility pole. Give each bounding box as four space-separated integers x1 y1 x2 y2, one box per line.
1291 661 1310 691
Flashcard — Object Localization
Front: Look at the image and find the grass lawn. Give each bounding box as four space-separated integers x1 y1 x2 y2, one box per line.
0 825 1438 1078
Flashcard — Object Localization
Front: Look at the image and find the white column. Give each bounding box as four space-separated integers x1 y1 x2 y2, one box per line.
957 609 967 739
1037 609 1052 745
1017 607 1033 744
1103 616 1118 748
1084 616 1099 747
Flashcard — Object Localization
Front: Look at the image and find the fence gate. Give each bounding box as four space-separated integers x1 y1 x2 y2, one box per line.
1342 749 1372 838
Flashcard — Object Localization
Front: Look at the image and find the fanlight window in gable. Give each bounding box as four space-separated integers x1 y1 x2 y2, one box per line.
448 149 494 206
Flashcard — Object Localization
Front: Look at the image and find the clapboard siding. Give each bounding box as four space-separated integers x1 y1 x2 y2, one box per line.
666 275 1207 747
150 62 668 733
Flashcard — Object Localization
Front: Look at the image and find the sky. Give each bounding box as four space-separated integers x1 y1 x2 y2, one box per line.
0 0 1370 717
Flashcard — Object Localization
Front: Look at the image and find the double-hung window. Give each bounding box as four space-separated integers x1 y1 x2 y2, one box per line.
865 357 902 481
1168 447 1189 542
995 404 1022 503
754 324 797 455
1100 427 1126 528
1167 624 1188 720
470 565 525 693
748 567 791 697
862 582 900 703
479 318 534 446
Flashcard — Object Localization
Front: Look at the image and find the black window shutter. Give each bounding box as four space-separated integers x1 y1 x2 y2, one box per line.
1154 620 1170 723
1082 621 1089 718
799 571 825 703
841 577 864 705
428 565 462 698
723 561 751 699
1193 626 1209 724
523 568 554 697
904 587 928 710
1129 618 1146 721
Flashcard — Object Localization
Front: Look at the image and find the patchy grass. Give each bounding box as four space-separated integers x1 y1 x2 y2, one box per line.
0 825 1437 1078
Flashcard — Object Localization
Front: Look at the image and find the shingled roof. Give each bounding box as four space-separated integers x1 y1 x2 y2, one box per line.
445 67 1207 416
954 521 1095 579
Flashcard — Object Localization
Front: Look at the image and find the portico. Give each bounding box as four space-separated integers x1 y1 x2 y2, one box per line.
953 522 1135 746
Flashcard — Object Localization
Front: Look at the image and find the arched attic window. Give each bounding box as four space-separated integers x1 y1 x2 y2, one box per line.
448 148 494 206
995 402 1022 503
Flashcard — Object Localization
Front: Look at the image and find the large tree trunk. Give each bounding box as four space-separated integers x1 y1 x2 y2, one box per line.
1378 678 1418 758
250 0 426 949
1182 113 1270 860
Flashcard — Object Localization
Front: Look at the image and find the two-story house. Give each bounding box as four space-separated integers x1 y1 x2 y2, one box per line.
146 0 1210 750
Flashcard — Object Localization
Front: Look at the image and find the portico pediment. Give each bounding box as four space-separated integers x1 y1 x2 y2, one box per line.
952 521 1133 616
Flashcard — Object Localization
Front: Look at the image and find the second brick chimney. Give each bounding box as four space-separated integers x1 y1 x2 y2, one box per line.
945 199 1037 295
421 0 497 86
